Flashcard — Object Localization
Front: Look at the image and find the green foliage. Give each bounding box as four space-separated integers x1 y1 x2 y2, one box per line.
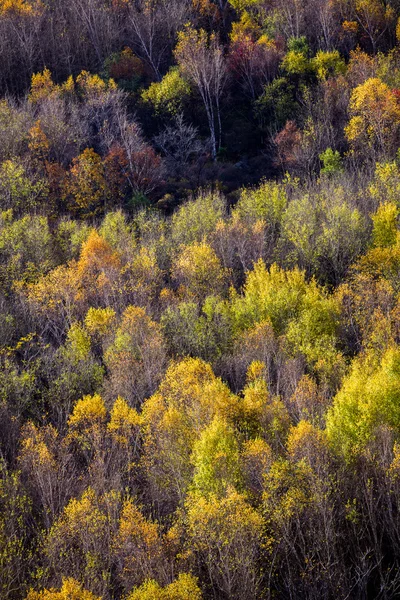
142 67 190 115
171 192 225 247
257 77 297 128
287 37 309 55
161 296 232 362
99 210 136 257
0 159 47 213
234 180 288 227
326 346 400 460
231 260 308 334
311 50 346 81
319 148 344 176
191 416 242 497
0 212 54 288
281 188 367 282
372 202 399 247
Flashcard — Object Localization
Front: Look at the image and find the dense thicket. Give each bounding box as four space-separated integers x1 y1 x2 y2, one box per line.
2 0 400 599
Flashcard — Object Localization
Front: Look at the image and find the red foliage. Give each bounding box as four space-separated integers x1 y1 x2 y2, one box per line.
274 120 302 170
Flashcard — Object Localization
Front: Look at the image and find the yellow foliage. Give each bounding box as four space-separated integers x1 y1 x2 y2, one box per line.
127 573 202 600
23 262 82 318
50 487 107 541
388 442 400 479
117 499 161 556
369 161 400 204
342 20 359 34
85 307 116 336
287 420 328 464
242 437 273 495
76 71 117 96
25 577 101 600
263 459 316 525
172 241 228 301
64 149 107 215
372 202 399 248
28 120 50 159
19 423 57 470
0 0 42 16
345 78 400 153
186 488 264 582
68 394 107 429
147 357 240 428
29 68 57 103
108 397 141 445
78 230 121 275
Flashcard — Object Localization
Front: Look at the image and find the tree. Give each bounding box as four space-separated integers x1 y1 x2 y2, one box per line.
345 77 400 160
114 498 170 591
175 26 227 160
141 358 239 508
0 463 32 600
190 416 243 498
171 191 225 247
25 578 101 600
63 149 107 217
0 158 47 214
142 67 190 115
126 574 202 600
372 201 399 248
350 0 395 54
319 147 344 176
326 346 400 461
171 241 229 302
154 115 207 178
104 305 167 407
127 0 191 80
18 422 76 529
228 31 282 99
231 260 308 334
186 489 264 600
43 488 120 597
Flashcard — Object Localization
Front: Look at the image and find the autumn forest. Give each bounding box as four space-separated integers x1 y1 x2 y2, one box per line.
1 0 400 599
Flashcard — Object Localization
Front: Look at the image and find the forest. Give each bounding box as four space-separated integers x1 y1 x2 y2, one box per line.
1 0 400 598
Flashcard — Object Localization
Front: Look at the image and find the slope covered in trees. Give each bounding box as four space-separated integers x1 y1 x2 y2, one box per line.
2 0 400 599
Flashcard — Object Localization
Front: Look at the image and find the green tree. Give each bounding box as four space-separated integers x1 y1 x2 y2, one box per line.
142 67 190 115
326 346 400 460
191 417 243 498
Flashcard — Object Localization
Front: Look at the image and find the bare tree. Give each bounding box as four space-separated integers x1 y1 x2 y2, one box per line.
175 26 227 160
154 113 208 176
126 0 192 80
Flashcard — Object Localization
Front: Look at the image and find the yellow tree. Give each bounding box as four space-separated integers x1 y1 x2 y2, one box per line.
141 357 240 508
114 498 170 591
63 149 107 216
171 241 228 302
345 77 400 159
126 573 203 600
43 488 120 597
186 489 264 600
25 578 101 600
